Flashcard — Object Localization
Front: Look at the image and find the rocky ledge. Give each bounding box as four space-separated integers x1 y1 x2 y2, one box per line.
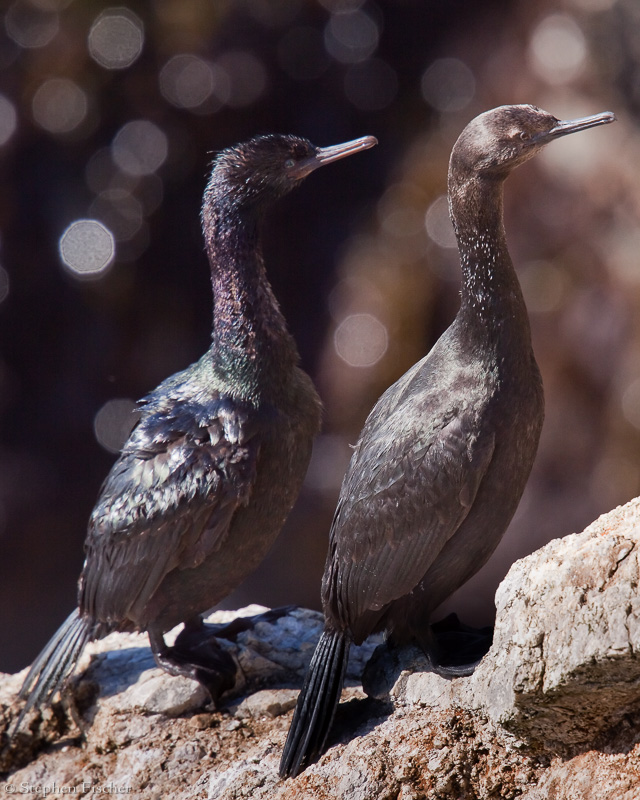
2 498 640 799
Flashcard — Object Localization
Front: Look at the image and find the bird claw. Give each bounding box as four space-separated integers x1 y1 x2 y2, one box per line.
151 606 296 702
153 632 237 704
185 605 296 643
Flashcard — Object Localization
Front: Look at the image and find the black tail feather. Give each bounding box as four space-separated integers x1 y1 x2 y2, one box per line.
13 609 93 735
279 627 349 778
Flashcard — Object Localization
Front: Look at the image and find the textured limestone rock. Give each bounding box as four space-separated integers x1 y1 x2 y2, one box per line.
1 499 640 798
475 498 640 748
231 688 299 719
0 604 381 774
377 496 640 752
518 749 640 800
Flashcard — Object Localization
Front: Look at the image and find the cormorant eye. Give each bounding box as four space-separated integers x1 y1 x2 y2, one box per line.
285 158 296 169
520 132 531 142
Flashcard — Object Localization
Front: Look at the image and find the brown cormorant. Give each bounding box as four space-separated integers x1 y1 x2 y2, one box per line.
280 105 615 777
15 133 377 730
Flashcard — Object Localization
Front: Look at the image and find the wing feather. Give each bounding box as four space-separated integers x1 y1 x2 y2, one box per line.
79 384 260 625
323 394 495 635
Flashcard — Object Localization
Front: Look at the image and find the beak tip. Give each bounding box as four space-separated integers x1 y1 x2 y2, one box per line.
547 110 618 142
314 135 379 167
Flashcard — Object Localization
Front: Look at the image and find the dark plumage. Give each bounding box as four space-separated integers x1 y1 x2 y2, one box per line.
15 133 377 730
280 105 615 777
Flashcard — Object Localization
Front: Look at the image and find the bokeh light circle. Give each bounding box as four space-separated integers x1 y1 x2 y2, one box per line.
425 195 457 248
159 55 231 111
216 51 267 108
59 219 115 277
111 120 168 176
334 313 389 367
32 78 87 134
529 14 587 85
0 95 18 146
324 9 379 64
421 58 475 112
94 398 139 453
5 1 59 49
90 189 144 242
88 8 144 70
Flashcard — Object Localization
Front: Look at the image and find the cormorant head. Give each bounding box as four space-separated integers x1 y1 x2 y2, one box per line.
450 104 615 179
207 133 377 209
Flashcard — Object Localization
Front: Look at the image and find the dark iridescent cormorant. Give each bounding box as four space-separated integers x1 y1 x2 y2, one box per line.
280 105 615 777
15 133 377 729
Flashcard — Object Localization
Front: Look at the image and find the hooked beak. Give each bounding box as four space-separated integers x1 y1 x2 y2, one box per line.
291 135 378 179
536 110 616 143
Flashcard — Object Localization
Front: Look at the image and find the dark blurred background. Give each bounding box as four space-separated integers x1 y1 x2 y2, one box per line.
1 0 639 673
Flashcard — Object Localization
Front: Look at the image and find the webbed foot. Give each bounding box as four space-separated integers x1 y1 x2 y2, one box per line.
149 626 236 703
196 605 296 642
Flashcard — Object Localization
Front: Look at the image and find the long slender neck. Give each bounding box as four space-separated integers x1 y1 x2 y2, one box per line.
448 171 531 355
202 189 298 402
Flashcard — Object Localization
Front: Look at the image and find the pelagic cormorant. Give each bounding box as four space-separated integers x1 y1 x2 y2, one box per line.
280 105 615 777
16 133 377 730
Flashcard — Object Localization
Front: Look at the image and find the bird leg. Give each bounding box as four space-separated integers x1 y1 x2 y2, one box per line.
363 613 493 693
148 624 237 704
192 604 296 642
147 607 295 703
422 613 493 678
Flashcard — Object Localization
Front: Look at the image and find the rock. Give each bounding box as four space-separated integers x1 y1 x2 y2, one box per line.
379 496 640 753
1 498 640 798
83 642 209 717
518 749 640 800
475 498 640 748
232 688 298 719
